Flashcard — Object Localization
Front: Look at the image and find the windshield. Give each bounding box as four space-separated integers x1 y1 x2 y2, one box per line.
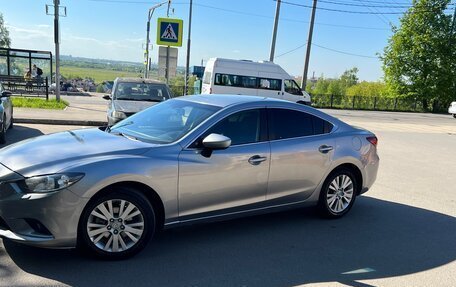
114 82 171 101
110 99 221 144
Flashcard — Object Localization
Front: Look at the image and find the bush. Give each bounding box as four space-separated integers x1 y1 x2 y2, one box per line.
96 84 104 93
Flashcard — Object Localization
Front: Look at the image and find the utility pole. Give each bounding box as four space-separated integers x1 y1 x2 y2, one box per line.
144 0 170 78
301 0 317 90
46 0 66 102
184 0 193 95
269 0 281 62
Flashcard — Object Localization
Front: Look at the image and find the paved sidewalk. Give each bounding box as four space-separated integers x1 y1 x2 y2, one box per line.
14 93 108 126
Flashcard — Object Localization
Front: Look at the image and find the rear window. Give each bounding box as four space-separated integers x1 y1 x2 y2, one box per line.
203 72 212 84
268 109 333 140
114 82 171 101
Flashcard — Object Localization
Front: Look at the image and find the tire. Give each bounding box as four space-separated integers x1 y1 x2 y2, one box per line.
0 114 6 144
8 115 13 129
453 114 456 118
78 187 155 260
318 168 358 218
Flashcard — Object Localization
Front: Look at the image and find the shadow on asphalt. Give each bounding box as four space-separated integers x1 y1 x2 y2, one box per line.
0 124 44 147
2 196 456 287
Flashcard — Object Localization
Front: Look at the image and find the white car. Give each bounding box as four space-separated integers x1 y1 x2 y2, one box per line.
449 101 456 118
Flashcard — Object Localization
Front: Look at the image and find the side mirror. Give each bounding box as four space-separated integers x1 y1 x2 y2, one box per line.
1 91 12 98
202 133 231 150
103 95 111 100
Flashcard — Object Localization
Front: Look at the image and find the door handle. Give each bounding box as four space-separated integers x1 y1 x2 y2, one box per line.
318 145 333 154
248 155 267 165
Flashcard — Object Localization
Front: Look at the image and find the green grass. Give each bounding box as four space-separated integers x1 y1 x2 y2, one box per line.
60 66 141 83
12 97 69 110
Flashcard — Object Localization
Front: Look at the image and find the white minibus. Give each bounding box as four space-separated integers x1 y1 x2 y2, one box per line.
201 58 311 105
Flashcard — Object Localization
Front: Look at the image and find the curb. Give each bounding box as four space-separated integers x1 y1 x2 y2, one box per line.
15 118 107 127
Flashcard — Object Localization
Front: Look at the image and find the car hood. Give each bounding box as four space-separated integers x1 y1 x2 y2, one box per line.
0 128 153 177
114 100 159 113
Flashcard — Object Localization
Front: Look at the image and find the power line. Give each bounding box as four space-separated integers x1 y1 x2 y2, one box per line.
279 0 454 14
358 0 392 26
312 43 378 58
275 42 378 59
317 0 413 8
87 0 390 30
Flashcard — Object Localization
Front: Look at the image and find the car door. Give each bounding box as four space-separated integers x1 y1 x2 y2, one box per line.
283 79 303 102
257 72 283 100
267 108 334 202
178 108 270 218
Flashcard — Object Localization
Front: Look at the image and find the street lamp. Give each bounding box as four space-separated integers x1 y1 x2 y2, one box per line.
144 0 171 79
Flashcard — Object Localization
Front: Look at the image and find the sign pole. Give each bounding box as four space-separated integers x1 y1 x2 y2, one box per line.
54 0 61 102
184 0 193 95
165 2 171 84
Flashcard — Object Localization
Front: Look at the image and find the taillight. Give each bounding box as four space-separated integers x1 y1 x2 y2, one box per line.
367 136 378 146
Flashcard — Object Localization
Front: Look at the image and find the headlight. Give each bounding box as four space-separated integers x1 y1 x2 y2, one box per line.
112 111 126 119
21 173 84 193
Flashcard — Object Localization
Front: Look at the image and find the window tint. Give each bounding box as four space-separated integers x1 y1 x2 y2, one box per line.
284 79 303 95
204 109 263 146
214 73 282 91
259 78 282 90
268 109 333 140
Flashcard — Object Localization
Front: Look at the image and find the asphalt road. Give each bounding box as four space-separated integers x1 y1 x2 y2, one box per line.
0 110 455 287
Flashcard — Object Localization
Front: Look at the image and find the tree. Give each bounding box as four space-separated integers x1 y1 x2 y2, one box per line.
306 67 359 95
382 0 456 110
0 13 11 48
340 67 359 88
346 81 388 97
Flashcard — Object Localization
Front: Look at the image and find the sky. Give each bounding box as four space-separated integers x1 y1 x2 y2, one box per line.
0 0 442 81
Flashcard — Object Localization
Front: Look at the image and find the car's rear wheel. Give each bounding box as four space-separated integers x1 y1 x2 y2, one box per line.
78 188 155 259
318 168 357 218
453 114 456 118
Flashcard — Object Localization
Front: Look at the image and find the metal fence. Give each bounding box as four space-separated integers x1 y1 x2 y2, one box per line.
311 94 451 113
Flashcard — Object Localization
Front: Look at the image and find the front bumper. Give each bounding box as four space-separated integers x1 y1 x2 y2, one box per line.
0 179 89 248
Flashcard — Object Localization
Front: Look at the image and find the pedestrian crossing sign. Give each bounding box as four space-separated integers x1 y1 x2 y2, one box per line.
157 18 183 47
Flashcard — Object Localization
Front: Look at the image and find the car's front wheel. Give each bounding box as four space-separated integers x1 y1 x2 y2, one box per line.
0 114 6 144
453 114 456 118
318 168 358 218
78 188 155 259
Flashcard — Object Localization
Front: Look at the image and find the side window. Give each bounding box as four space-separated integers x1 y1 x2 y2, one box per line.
214 73 258 89
259 78 282 90
203 109 264 146
268 109 333 140
284 79 303 95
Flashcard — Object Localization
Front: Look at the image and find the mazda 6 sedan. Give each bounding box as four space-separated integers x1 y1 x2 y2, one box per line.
0 95 379 259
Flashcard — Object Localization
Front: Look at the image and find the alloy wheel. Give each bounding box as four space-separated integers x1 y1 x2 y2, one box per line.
87 199 145 253
326 174 354 214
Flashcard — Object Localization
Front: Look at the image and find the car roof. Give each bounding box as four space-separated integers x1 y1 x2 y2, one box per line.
176 94 282 107
115 77 166 84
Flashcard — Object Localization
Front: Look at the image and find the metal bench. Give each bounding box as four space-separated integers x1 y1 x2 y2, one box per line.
0 75 49 100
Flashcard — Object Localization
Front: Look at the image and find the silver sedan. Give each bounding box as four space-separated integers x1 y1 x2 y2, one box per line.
0 95 379 259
